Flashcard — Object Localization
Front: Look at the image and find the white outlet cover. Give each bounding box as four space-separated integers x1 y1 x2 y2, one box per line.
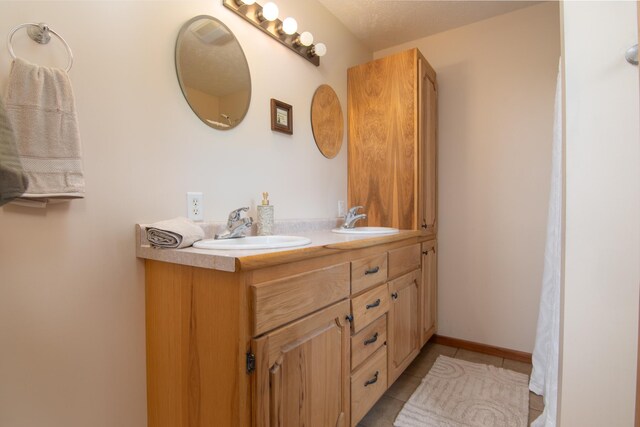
187 192 203 221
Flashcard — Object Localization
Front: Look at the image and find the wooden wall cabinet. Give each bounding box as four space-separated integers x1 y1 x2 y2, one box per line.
347 48 437 232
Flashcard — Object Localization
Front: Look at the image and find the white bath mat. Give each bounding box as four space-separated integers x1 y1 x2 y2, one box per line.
394 355 529 427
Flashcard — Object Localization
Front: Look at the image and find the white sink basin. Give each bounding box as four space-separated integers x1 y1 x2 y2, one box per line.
331 227 399 235
193 235 311 250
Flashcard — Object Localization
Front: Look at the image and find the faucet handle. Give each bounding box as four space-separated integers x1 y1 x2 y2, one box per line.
228 207 250 223
347 206 364 217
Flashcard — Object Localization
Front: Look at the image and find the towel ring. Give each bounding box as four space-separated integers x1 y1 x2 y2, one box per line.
7 23 73 72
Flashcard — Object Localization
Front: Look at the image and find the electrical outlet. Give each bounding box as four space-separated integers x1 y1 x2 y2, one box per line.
187 192 203 221
337 200 346 217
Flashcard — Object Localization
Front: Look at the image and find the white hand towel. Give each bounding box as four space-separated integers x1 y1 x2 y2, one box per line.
4 57 84 201
146 217 205 249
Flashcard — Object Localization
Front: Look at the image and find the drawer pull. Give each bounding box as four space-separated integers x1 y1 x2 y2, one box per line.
346 314 354 323
363 332 379 346
364 266 380 275
365 299 381 310
364 371 379 387
391 292 398 300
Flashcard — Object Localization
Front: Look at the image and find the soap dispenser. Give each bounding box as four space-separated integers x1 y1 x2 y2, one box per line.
257 192 274 236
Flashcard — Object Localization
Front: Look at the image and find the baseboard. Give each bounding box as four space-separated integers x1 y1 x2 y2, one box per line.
430 334 532 364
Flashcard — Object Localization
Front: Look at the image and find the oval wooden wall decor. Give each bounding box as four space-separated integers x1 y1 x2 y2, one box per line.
311 84 344 159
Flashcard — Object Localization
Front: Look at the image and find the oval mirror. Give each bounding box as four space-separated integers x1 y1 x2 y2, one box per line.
175 16 251 130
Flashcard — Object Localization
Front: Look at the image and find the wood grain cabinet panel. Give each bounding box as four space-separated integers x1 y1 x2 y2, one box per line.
388 269 421 385
351 314 387 371
145 261 249 427
351 252 388 295
388 243 421 279
422 70 438 233
251 263 350 336
350 346 388 427
252 301 351 427
420 240 437 346
350 283 389 334
347 48 437 233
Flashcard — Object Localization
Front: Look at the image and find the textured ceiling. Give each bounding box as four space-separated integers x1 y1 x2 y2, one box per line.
317 0 542 51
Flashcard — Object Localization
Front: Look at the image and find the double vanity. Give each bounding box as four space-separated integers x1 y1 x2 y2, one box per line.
148 21 439 424
137 224 437 426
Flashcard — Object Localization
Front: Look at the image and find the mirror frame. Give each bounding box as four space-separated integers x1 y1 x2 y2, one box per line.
175 15 252 130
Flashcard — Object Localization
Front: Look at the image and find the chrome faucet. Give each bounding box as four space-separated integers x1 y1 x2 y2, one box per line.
342 206 367 229
215 207 253 239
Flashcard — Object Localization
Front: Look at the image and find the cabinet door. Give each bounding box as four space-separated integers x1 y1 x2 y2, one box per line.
420 240 437 346
347 49 418 230
387 270 421 384
421 61 438 233
252 301 350 427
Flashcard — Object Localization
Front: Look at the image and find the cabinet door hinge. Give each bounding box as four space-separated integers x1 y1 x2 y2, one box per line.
246 352 256 374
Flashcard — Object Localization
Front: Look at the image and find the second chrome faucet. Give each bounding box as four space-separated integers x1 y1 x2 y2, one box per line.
342 206 367 229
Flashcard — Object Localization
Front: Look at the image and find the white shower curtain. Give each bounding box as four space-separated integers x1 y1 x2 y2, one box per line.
529 60 562 427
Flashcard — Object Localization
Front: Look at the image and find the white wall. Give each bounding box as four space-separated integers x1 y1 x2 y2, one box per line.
0 2 370 426
560 1 640 425
376 3 560 352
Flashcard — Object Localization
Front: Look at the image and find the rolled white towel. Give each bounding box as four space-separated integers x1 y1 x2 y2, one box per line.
146 217 204 249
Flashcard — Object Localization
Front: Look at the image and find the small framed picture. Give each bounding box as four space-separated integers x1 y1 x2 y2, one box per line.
271 98 293 135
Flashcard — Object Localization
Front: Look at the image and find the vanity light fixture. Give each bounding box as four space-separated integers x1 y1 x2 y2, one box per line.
280 17 297 35
222 0 326 66
259 2 279 21
295 31 313 47
310 42 327 57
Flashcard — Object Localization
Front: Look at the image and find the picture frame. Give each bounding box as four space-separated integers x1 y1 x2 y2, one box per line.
270 98 293 135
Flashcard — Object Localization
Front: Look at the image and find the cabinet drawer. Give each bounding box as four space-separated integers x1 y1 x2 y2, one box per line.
351 253 388 295
351 283 389 334
388 244 421 278
351 314 387 371
351 346 388 427
251 263 350 336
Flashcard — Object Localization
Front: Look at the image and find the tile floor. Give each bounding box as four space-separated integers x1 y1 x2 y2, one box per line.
357 342 545 427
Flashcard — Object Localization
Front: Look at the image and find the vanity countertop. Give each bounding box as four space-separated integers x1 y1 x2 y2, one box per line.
135 225 424 272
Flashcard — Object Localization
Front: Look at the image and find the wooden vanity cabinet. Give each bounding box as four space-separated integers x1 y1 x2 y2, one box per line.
347 48 437 233
143 236 434 427
420 240 437 345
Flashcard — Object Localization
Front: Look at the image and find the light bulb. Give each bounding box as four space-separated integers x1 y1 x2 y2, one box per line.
261 2 279 21
297 31 313 47
281 17 298 35
312 42 327 57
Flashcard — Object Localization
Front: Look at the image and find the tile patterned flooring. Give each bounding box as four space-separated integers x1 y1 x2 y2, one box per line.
357 342 545 427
